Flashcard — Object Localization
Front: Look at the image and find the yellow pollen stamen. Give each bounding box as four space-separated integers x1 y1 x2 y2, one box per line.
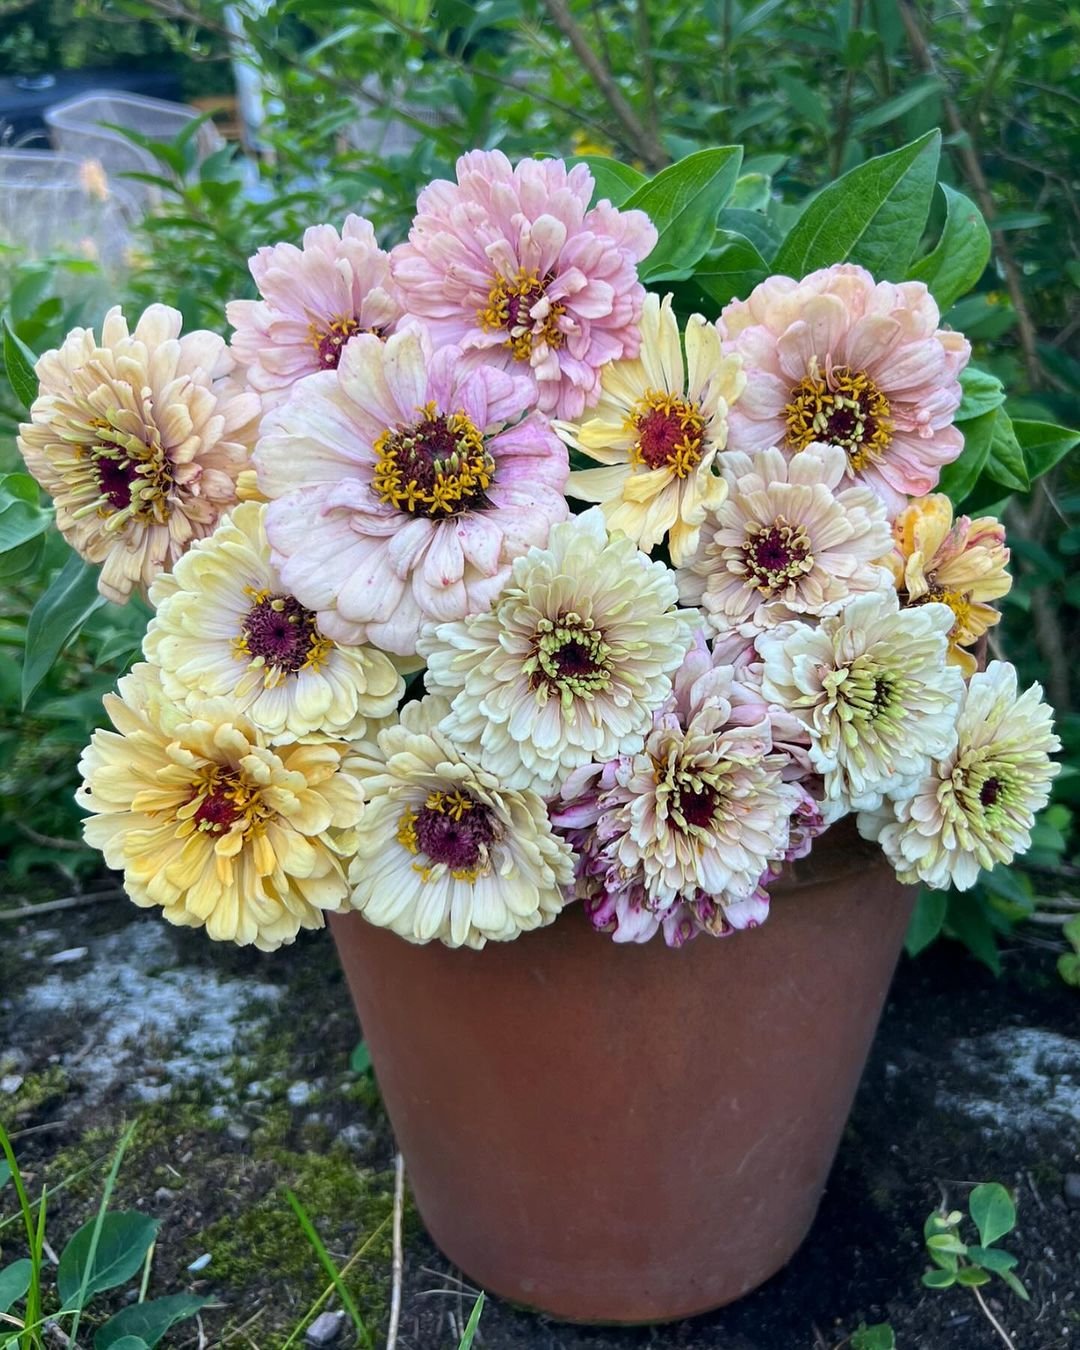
785 364 892 470
372 401 494 517
627 389 706 478
478 267 566 362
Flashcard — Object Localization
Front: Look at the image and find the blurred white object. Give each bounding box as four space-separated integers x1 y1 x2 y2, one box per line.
0 148 137 273
44 89 224 209
342 76 449 158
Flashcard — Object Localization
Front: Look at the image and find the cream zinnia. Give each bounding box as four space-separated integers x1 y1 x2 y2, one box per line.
418 508 697 794
859 662 1059 889
76 664 365 950
390 150 657 419
558 293 745 565
144 502 403 743
347 696 574 948
884 494 1011 676
226 215 404 404
757 590 965 812
679 443 892 634
720 265 970 513
18 305 259 602
255 328 569 657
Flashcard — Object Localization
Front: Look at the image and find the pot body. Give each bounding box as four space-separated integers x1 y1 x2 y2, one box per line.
330 824 914 1323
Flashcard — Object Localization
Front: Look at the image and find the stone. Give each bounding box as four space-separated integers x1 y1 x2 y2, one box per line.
154 1187 177 1204
46 947 88 965
0 1074 24 1095
288 1080 314 1107
226 1122 251 1142
187 1253 212 1273
304 1310 346 1347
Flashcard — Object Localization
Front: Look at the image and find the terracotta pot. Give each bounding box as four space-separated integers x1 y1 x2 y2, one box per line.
329 820 914 1324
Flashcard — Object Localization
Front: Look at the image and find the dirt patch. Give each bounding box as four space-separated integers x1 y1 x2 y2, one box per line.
1 898 1077 1349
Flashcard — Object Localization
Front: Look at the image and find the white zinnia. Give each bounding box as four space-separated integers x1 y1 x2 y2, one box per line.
858 661 1060 890
144 502 403 744
418 508 697 794
347 696 574 948
679 443 893 634
757 590 964 813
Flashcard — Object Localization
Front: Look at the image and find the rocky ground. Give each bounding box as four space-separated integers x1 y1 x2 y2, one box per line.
1 889 1077 1350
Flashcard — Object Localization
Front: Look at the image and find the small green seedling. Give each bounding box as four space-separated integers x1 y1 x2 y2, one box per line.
1057 915 1080 987
848 1323 895 1350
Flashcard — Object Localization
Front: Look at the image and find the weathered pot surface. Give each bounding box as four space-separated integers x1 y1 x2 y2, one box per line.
330 819 914 1323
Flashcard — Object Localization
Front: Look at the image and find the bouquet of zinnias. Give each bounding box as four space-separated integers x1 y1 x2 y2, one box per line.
17 148 1062 953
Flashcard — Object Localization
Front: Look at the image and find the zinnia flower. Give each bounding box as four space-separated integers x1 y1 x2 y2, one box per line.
255 327 569 657
390 150 657 419
144 502 403 743
418 508 697 794
554 638 802 946
679 442 893 634
558 292 745 565
884 494 1011 676
720 265 970 513
76 664 365 950
226 215 404 404
18 305 259 603
859 662 1059 890
347 696 574 948
757 590 965 812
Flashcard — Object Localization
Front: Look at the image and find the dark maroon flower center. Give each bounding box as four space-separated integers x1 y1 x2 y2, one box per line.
742 516 814 594
96 455 138 510
637 408 688 468
372 406 494 517
311 317 362 369
554 639 599 679
242 592 322 674
192 787 242 834
678 785 718 831
980 777 1002 807
411 791 496 875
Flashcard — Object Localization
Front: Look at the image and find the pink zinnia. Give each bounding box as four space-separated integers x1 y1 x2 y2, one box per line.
390 150 657 419
720 264 970 513
227 215 404 405
254 328 569 657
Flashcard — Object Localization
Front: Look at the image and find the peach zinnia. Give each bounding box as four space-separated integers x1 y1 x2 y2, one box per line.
720 264 970 513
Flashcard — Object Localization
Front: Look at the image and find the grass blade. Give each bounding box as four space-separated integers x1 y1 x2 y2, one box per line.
284 1189 372 1350
457 1292 485 1350
66 1120 139 1347
0 1121 43 1349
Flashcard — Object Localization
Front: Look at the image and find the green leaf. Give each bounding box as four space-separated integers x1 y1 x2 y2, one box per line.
969 1183 1015 1248
905 888 948 956
922 1268 957 1289
98 1340 149 1350
945 889 1001 974
566 156 647 209
0 1161 10 1189
775 73 828 131
938 407 998 505
852 76 943 134
2 318 38 412
692 231 769 308
625 147 743 282
850 1325 895 1350
0 1260 32 1315
22 553 106 707
0 474 49 554
94 1294 210 1349
909 184 991 311
349 1041 373 1075
967 1245 1019 1274
58 1212 159 1309
956 366 1006 421
457 1292 485 1350
955 1265 992 1287
927 1233 968 1256
773 130 940 281
718 208 783 261
729 173 772 211
985 411 1029 492
1013 420 1080 482
998 1268 1031 1302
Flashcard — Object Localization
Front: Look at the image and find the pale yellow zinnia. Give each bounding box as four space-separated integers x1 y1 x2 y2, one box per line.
144 502 403 744
884 494 1011 676
77 664 366 950
556 292 745 565
18 305 260 603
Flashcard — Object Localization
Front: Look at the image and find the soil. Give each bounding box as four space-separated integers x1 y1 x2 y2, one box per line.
1 891 1077 1350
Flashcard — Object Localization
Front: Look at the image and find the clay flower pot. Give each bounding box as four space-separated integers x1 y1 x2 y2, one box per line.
329 820 915 1324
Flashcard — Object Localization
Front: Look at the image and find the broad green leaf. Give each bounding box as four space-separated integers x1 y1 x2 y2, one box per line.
0 1260 31 1315
922 1268 956 1289
94 1294 209 1349
909 184 991 311
102 1340 149 1350
774 130 940 281
850 1324 896 1350
625 147 743 281
938 407 998 505
955 1266 992 1287
692 231 769 308
718 208 783 262
1014 420 1080 481
22 553 107 707
349 1040 373 1075
729 173 772 211
0 475 49 554
2 318 38 411
566 156 647 209
905 888 948 957
945 889 1002 974
969 1183 1015 1249
956 366 1006 421
985 411 1029 492
927 1233 968 1255
775 73 828 131
853 75 943 134
58 1211 158 1309
967 1245 1019 1274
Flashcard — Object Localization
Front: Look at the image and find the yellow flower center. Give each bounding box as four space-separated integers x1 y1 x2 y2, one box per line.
232 586 334 685
785 364 892 470
372 401 494 517
904 582 973 645
628 390 705 478
397 788 496 884
478 268 566 362
741 516 814 594
181 766 271 838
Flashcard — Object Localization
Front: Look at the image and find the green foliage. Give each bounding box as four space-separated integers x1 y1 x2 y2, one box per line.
457 1293 485 1350
923 1183 1029 1303
849 1325 895 1350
